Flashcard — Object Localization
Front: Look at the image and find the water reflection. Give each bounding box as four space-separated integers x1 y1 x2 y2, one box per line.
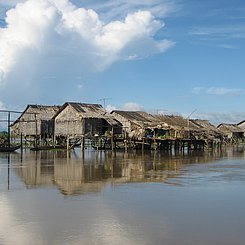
1 146 243 195
1 147 245 245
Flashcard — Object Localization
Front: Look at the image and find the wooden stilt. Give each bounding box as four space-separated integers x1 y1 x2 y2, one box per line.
20 133 23 150
111 127 114 151
66 136 69 151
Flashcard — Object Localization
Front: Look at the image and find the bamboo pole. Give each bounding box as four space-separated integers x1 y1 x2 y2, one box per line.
7 112 10 147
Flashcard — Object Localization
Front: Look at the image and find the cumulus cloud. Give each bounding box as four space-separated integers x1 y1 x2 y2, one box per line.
105 102 142 112
122 102 143 111
0 0 174 107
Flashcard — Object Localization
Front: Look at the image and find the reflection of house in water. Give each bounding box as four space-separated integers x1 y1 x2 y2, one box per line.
14 150 227 195
53 158 108 195
15 151 55 187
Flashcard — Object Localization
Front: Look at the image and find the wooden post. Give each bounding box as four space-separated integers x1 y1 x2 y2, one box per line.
35 113 38 147
53 119 56 147
20 133 23 150
7 112 10 147
81 136 85 158
153 131 156 151
124 129 127 152
111 127 114 151
81 136 85 152
66 136 69 151
7 154 10 190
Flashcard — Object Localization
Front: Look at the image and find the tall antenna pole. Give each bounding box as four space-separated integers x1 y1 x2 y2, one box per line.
98 98 112 108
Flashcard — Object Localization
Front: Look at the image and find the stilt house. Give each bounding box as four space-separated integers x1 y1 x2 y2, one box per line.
53 102 122 139
237 120 245 133
111 110 162 139
190 119 223 140
11 104 61 137
217 123 244 140
154 114 200 139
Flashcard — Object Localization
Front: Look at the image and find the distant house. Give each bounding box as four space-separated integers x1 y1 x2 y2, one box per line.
190 119 223 140
111 111 205 140
154 114 200 139
11 104 61 137
237 120 245 132
217 123 244 139
111 110 161 139
53 102 122 138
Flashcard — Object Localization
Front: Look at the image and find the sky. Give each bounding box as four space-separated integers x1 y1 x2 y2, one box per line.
0 0 245 125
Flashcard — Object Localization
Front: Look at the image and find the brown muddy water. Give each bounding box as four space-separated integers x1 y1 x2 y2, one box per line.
0 147 245 245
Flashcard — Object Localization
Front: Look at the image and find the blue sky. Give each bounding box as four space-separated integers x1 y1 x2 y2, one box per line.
0 0 245 125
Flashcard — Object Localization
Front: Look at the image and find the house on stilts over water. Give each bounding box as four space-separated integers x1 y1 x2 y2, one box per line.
11 104 61 146
52 102 122 148
111 110 208 150
217 123 244 143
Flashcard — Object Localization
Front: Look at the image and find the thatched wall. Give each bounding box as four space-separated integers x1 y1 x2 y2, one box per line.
11 105 60 136
54 103 122 137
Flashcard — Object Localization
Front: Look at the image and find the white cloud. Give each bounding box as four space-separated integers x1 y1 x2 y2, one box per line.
0 0 26 5
195 112 245 126
106 104 116 112
190 24 245 40
192 86 204 94
82 0 179 21
206 87 244 96
122 102 143 111
0 0 173 107
192 86 245 96
219 44 238 49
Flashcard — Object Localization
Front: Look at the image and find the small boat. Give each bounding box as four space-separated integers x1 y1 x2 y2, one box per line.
0 145 21 152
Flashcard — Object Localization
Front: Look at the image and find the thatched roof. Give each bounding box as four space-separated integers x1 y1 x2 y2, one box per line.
237 120 245 126
54 102 120 125
154 115 200 130
190 119 221 133
111 110 158 128
112 111 203 131
11 104 61 126
112 111 155 122
54 102 104 118
217 123 243 133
